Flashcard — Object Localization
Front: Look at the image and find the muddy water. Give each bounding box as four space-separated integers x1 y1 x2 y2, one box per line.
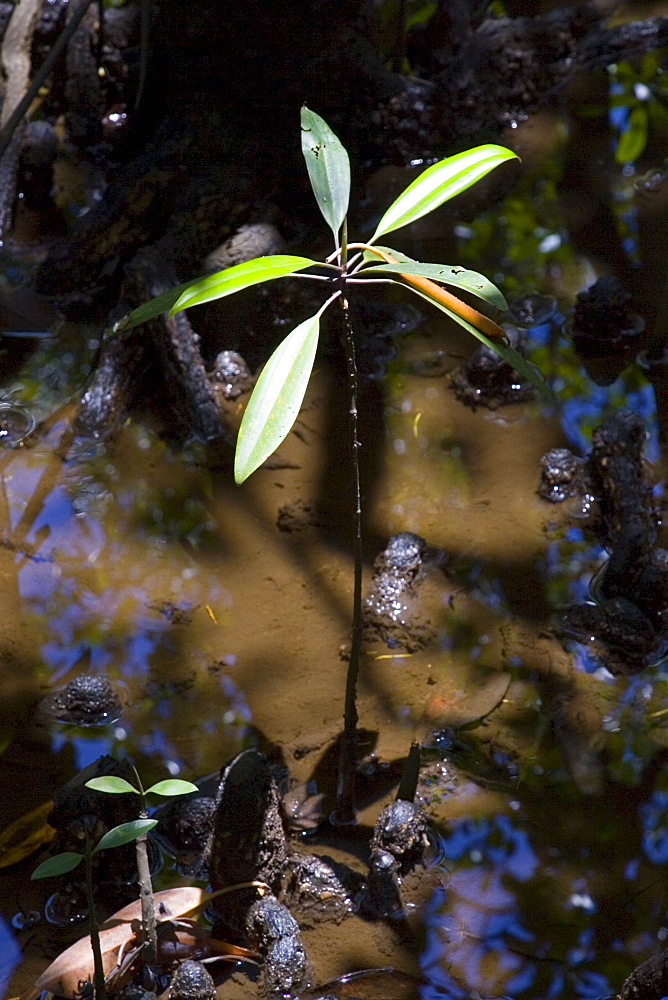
2 117 668 1000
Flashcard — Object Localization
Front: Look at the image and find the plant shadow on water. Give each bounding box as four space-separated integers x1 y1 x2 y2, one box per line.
5 68 668 1000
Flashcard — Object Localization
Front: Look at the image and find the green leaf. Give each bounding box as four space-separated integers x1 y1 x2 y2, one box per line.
32 852 83 879
172 256 318 313
111 280 199 335
145 779 199 797
110 257 318 336
616 107 648 164
403 284 556 404
300 107 351 242
360 258 507 310
235 300 330 484
85 776 139 795
93 819 157 853
370 145 519 243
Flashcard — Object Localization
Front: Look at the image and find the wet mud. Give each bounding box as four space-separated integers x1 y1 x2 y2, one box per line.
5 21 668 1000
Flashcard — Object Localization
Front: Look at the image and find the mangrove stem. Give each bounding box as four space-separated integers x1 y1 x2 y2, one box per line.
133 767 157 964
334 296 363 824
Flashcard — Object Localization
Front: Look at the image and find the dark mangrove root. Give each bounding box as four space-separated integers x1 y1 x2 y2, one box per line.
78 248 239 442
617 949 668 1000
77 322 148 437
334 301 363 826
546 410 668 673
396 741 422 804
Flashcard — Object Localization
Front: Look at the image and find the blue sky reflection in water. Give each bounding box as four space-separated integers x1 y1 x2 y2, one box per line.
421 853 607 999
422 815 546 999
419 753 668 1000
0 914 21 996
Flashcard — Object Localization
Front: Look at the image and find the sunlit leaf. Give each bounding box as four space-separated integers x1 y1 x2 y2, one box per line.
93 819 157 853
172 255 318 312
85 776 138 795
0 800 55 869
403 284 556 403
300 107 350 242
32 851 83 879
145 779 199 797
111 280 199 335
370 144 519 242
111 255 318 336
616 107 648 163
235 300 331 484
360 256 507 310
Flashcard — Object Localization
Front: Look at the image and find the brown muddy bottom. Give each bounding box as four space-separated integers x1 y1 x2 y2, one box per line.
3 122 668 1000
1 325 666 1000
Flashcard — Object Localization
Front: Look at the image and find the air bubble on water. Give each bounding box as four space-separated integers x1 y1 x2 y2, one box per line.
11 910 40 931
0 399 35 446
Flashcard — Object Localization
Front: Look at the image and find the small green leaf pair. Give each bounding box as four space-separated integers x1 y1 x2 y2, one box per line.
84 775 197 798
31 776 197 880
31 819 158 879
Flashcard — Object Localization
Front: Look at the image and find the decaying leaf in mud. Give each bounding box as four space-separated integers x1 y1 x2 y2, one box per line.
24 887 211 1000
0 800 55 868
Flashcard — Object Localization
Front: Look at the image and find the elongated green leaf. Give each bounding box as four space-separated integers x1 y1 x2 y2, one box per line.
235 300 331 484
32 851 83 879
145 779 198 797
404 284 556 404
112 280 199 335
360 260 507 310
370 145 519 243
110 256 317 337
93 819 157 853
85 776 138 795
172 256 318 312
301 107 350 242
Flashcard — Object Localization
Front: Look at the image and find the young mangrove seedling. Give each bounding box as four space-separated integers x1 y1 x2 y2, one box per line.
31 769 196 993
110 109 553 823
83 769 197 964
32 818 155 1000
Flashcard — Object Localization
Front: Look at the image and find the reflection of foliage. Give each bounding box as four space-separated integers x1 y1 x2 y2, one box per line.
454 153 570 297
375 0 437 70
530 332 658 455
437 813 538 879
639 790 668 863
542 526 604 611
610 52 668 164
4 331 97 423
